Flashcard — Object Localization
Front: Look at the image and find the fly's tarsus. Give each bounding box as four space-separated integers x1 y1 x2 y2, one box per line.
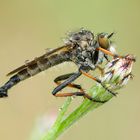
100 82 118 96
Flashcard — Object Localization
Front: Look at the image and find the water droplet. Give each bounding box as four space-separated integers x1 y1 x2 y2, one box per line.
59 107 62 111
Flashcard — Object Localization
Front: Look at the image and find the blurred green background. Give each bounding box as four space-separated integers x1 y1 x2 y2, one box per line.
0 0 139 140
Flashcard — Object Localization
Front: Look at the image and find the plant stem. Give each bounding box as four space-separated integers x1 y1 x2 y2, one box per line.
42 97 72 140
41 85 113 140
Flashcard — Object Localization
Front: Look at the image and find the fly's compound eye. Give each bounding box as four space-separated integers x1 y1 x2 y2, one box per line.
97 33 110 49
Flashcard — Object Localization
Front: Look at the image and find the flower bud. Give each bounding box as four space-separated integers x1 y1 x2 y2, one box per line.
101 54 135 90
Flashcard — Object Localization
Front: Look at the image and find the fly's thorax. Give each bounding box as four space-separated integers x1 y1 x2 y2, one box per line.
66 29 94 48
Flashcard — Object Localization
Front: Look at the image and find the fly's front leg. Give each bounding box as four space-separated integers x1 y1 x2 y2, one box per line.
104 54 110 62
80 70 118 96
97 47 120 58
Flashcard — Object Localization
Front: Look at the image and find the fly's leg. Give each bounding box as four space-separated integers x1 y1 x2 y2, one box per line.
104 54 110 62
52 71 82 96
53 91 106 103
97 47 119 58
54 73 83 91
52 72 106 103
80 70 118 96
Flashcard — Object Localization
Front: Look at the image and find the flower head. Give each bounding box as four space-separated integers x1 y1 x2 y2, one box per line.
101 54 135 90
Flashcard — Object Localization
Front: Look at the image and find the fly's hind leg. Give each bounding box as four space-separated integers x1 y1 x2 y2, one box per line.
52 72 106 103
53 91 106 103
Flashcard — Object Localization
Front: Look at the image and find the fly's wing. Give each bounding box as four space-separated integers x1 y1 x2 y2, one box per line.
7 45 71 76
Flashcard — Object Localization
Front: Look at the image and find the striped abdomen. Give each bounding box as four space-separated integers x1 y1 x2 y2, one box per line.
0 50 71 97
18 51 70 81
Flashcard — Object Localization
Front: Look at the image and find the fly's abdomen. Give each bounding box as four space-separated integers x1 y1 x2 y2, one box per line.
0 51 70 97
18 52 70 81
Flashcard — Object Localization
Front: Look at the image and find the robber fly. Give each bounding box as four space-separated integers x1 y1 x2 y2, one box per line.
0 29 118 102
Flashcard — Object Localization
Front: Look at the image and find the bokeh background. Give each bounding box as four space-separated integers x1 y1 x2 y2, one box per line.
0 0 139 140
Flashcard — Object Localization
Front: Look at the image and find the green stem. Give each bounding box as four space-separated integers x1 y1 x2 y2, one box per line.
55 86 113 135
42 97 72 140
41 85 113 140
